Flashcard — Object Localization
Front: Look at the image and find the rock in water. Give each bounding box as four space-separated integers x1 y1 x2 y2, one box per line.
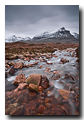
58 89 70 99
13 74 26 85
14 62 24 69
25 74 42 86
17 83 29 90
41 76 49 89
61 58 69 64
29 84 38 91
9 66 15 75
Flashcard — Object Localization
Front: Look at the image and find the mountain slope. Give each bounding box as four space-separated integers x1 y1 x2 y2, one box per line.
32 27 77 40
72 32 79 39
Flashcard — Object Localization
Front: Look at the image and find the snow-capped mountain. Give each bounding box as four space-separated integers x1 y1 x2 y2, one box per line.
5 27 79 43
72 32 79 39
33 27 79 40
5 35 31 43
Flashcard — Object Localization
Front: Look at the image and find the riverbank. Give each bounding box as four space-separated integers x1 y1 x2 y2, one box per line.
5 42 79 115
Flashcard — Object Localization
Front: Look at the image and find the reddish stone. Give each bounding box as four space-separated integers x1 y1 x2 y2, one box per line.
53 71 58 74
43 106 67 115
9 67 15 75
37 105 44 114
14 62 24 69
61 58 69 64
46 67 51 70
53 55 58 57
17 83 29 90
39 65 43 68
58 89 70 100
41 76 49 89
44 70 51 73
45 98 50 103
47 62 53 65
13 74 26 85
33 61 38 65
10 61 15 66
5 64 10 68
38 86 43 92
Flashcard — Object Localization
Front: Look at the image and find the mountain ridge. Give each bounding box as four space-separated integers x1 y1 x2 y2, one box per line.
5 27 79 43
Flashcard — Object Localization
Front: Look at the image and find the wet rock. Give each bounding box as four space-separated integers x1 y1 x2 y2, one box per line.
39 65 43 68
5 64 10 68
9 66 15 75
33 61 38 65
29 84 38 92
43 106 67 115
41 76 49 89
25 74 42 86
53 55 58 57
24 57 30 62
47 62 53 65
13 74 26 85
60 58 69 64
37 105 44 114
17 83 29 90
10 61 15 66
53 71 58 74
58 89 70 100
38 86 43 93
14 62 24 69
46 67 51 70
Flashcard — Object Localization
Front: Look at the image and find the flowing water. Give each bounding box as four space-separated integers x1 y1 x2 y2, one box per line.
5 48 79 115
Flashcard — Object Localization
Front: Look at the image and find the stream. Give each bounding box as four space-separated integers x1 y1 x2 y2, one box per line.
5 47 79 115
5 48 79 91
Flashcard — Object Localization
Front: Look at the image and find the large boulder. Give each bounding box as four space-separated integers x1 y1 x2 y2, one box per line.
25 74 42 86
25 74 49 90
13 74 26 85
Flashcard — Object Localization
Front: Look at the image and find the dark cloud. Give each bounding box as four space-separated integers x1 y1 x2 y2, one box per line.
5 5 79 38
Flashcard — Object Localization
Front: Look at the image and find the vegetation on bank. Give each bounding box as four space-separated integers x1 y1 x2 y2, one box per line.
5 42 79 59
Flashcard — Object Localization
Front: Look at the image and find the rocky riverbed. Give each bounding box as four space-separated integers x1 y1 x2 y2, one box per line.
5 43 79 115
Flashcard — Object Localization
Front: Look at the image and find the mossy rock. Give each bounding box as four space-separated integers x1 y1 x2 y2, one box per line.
25 74 42 86
29 84 38 91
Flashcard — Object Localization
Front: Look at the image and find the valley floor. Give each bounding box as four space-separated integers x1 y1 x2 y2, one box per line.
5 42 79 115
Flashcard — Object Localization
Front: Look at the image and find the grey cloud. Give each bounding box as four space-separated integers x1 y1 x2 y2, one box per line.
5 5 79 38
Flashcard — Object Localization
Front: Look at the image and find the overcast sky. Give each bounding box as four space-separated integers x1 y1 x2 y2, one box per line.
5 5 79 38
